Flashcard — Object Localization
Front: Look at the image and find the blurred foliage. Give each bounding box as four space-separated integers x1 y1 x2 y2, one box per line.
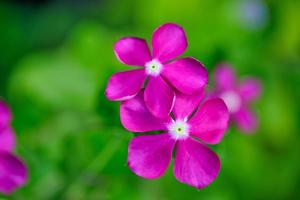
0 0 299 199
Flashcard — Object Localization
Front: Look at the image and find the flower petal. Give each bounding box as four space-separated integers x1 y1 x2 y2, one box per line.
128 133 175 179
0 127 15 152
114 37 151 66
189 98 229 144
214 64 236 90
0 152 27 194
105 69 146 101
152 23 187 63
174 138 220 189
0 100 12 127
239 78 262 102
233 106 258 133
144 76 175 119
162 57 208 94
120 91 170 132
172 90 205 120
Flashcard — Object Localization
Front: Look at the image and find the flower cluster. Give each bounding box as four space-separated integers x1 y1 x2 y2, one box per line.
209 64 262 133
0 100 28 194
105 23 230 188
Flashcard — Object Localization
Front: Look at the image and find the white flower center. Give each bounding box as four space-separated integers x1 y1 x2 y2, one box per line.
145 59 162 76
168 119 189 140
220 90 241 113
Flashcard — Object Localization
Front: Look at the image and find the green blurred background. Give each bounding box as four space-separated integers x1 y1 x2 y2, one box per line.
0 0 299 199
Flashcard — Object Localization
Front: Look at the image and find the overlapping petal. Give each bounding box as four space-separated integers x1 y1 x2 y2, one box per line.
105 69 146 101
174 138 220 189
0 127 15 152
128 133 175 179
172 90 205 120
106 23 231 190
233 106 258 133
120 91 170 132
162 57 208 94
152 23 187 63
214 64 236 90
189 98 229 144
239 78 262 102
114 37 151 66
144 76 175 119
0 152 27 194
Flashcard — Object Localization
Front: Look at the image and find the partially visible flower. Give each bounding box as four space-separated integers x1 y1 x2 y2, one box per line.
121 90 229 189
105 23 207 119
0 100 12 130
238 0 268 30
210 64 262 133
0 100 27 195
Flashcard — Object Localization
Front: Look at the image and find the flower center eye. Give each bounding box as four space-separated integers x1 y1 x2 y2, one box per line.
220 90 241 113
145 59 162 76
168 119 189 140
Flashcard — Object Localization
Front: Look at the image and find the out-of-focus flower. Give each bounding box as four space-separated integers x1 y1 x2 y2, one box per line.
0 101 12 130
237 0 268 30
105 23 207 119
121 90 229 189
210 64 262 133
0 100 28 195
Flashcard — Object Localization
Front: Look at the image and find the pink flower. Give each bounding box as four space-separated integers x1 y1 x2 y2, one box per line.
105 23 208 118
0 100 28 195
121 90 229 189
210 64 262 133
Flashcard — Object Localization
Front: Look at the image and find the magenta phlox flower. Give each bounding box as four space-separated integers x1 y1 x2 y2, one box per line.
0 100 27 195
210 64 262 133
105 23 208 118
120 90 229 189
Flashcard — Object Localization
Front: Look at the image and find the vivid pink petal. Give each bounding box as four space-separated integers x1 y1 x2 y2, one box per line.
174 138 220 189
105 69 146 101
189 98 229 145
162 57 208 94
144 76 175 119
0 127 15 152
214 64 236 90
128 133 175 179
0 100 12 128
114 37 151 66
120 91 170 132
152 23 187 63
239 78 262 102
172 90 205 120
233 106 258 133
0 151 27 194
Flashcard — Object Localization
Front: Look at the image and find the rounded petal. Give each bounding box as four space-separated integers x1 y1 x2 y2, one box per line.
144 76 175 119
172 90 205 120
0 152 28 194
239 78 262 102
174 138 220 189
128 133 176 179
105 69 146 101
233 106 258 133
152 23 187 63
114 37 151 66
189 98 229 145
120 91 170 132
0 127 15 152
0 100 12 127
214 64 236 90
162 57 208 94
